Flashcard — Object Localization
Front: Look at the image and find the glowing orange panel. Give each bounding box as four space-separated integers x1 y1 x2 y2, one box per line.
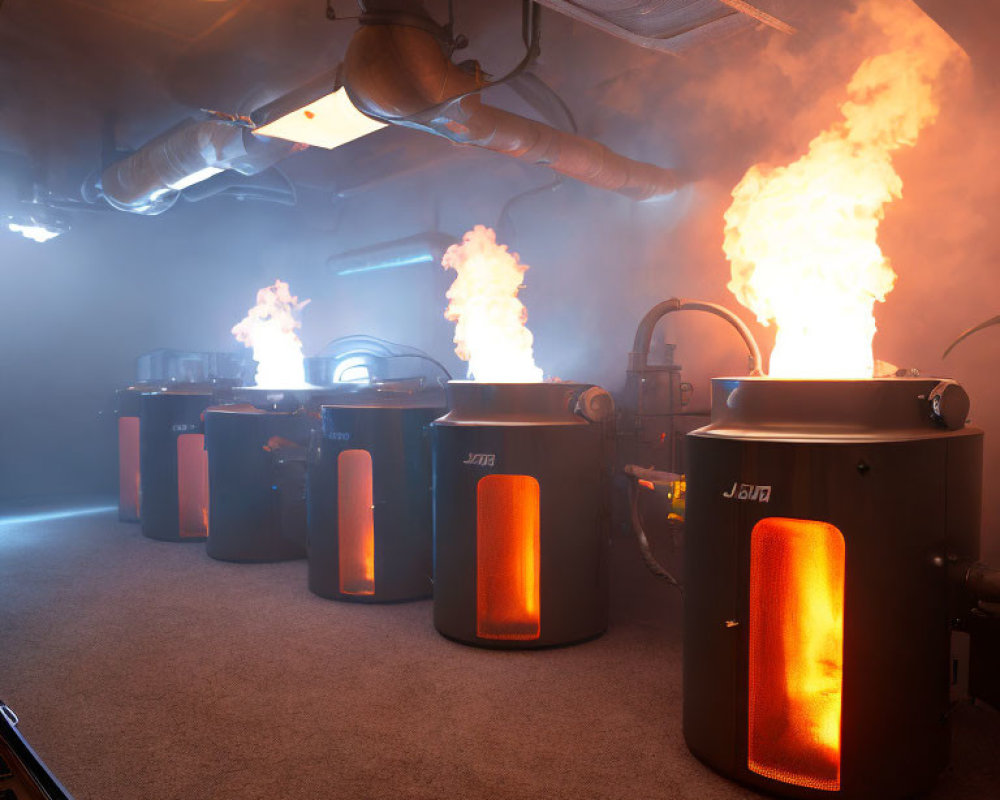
177 434 209 538
477 474 540 641
338 449 375 595
748 517 845 792
118 417 141 519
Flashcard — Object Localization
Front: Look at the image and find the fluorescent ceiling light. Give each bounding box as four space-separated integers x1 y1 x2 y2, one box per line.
253 87 385 150
251 68 386 150
336 253 434 276
327 233 455 277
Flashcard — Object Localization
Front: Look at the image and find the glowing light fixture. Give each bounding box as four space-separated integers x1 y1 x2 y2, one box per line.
7 222 60 243
5 208 69 243
251 68 386 150
327 232 455 277
168 166 225 191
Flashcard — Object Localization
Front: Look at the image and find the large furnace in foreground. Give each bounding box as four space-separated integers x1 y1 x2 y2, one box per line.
683 377 982 799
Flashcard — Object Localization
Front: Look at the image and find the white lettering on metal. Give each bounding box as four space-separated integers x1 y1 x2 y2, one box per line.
723 482 771 503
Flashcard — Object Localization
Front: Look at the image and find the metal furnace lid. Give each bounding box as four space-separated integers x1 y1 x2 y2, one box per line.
434 381 612 426
694 377 978 442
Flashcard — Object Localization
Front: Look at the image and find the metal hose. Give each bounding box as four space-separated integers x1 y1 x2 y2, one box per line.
625 464 682 592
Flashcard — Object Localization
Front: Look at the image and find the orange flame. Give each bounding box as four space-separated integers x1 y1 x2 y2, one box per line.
232 280 311 388
442 225 543 383
723 2 962 378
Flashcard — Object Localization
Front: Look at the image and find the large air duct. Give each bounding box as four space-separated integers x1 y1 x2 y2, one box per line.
342 6 682 200
97 119 297 215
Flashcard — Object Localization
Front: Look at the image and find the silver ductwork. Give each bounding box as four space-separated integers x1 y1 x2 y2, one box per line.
98 119 297 215
342 11 681 200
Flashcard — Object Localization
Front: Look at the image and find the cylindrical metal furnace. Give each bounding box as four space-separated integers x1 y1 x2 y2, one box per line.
683 377 983 800
307 394 446 602
204 402 317 563
139 389 220 542
117 349 250 527
432 381 614 648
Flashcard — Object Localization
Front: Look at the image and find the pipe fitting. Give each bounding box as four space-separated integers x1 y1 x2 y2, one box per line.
342 18 681 199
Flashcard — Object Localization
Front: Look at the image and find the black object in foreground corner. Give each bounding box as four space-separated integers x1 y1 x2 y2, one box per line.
0 701 73 800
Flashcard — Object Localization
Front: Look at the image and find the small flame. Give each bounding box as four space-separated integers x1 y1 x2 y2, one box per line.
232 279 311 388
723 1 962 378
442 225 543 383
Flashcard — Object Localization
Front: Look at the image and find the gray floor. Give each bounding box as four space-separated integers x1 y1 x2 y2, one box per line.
1 506 999 800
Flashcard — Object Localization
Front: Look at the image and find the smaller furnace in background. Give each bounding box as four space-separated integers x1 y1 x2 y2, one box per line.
203 388 337 563
431 381 614 648
307 337 449 602
308 393 445 602
115 349 247 532
140 386 230 542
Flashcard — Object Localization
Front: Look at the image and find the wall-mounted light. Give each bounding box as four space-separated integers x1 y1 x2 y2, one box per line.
251 67 386 150
4 208 69 243
327 232 456 277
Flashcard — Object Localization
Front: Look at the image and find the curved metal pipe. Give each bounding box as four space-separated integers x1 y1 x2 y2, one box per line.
98 119 296 215
342 20 681 200
448 99 680 200
629 297 764 375
943 314 1000 359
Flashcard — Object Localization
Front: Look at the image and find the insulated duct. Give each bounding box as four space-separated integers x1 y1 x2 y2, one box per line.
97 119 298 215
342 6 681 200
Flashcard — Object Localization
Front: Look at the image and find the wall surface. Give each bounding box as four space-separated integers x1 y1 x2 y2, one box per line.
1 0 998 561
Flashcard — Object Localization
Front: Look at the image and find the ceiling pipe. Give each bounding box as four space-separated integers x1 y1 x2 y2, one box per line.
342 5 682 201
95 119 298 215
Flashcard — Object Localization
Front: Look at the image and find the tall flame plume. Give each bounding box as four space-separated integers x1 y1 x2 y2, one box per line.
443 225 543 383
723 1 962 378
232 279 311 388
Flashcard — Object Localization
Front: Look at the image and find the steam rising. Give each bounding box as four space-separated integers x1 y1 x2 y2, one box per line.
232 279 311 388
723 0 963 378
443 225 543 383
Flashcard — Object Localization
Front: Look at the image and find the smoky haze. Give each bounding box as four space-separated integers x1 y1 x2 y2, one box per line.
1 0 998 560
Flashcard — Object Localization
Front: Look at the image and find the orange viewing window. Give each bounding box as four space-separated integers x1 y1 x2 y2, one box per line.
748 517 845 791
177 434 209 538
338 449 375 595
118 417 141 518
476 474 540 641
